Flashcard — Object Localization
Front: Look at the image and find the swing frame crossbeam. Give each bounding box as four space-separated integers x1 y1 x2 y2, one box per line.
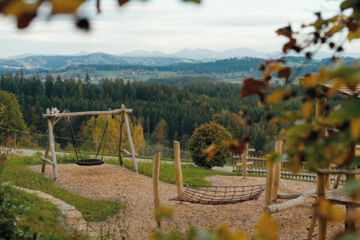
41 104 138 181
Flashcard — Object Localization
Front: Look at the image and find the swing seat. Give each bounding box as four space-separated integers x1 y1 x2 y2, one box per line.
76 158 104 166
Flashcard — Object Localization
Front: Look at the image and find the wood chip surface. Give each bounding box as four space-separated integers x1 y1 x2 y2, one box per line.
30 164 346 239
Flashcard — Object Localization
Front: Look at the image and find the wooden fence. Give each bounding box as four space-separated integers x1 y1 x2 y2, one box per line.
235 156 345 183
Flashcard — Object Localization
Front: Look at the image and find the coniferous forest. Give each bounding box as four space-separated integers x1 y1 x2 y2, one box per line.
0 72 298 153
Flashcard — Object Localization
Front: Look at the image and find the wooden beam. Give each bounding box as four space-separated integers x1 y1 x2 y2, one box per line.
277 192 302 200
272 140 283 201
173 141 183 196
118 112 125 166
123 105 138 173
43 108 132 118
153 153 161 226
264 188 316 213
46 108 58 181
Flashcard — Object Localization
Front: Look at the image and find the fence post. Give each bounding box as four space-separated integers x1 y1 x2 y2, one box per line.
173 141 183 196
142 136 145 156
153 153 161 227
242 143 248 178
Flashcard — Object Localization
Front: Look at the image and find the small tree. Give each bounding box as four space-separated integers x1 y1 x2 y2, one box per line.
189 122 232 169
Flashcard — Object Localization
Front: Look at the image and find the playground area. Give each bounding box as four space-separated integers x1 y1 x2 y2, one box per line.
30 163 345 240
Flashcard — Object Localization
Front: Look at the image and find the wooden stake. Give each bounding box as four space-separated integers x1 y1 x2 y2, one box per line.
118 112 125 166
306 214 317 240
272 140 283 201
317 174 327 240
153 153 161 226
46 108 58 181
242 143 248 178
173 141 183 196
123 104 138 173
41 139 50 173
265 159 274 206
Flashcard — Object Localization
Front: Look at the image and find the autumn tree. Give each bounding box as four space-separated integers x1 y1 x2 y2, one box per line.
151 119 168 145
0 91 26 131
80 114 144 155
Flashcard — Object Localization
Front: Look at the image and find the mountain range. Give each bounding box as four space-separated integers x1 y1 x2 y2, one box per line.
0 53 199 70
1 47 360 71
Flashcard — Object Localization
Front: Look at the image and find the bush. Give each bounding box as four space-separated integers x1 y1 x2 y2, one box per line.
189 122 232 169
0 183 28 240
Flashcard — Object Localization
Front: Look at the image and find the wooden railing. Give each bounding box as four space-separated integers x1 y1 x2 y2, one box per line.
235 156 345 183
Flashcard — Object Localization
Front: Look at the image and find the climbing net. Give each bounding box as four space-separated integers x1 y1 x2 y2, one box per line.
170 184 265 205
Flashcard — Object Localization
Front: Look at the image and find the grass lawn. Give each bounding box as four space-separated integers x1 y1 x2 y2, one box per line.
0 155 125 222
4 186 88 240
106 158 235 187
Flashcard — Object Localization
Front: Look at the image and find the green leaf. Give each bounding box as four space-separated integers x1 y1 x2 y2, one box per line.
340 0 359 11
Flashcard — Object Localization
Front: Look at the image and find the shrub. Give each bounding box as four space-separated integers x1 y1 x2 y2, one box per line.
189 122 232 169
0 184 28 240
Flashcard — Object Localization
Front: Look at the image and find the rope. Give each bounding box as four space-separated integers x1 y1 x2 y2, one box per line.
67 117 83 161
170 184 265 205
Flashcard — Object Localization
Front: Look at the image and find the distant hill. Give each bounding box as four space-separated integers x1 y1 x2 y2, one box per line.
122 48 277 60
0 53 199 70
121 48 360 60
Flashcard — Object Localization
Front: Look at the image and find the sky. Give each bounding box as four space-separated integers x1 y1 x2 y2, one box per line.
0 0 358 58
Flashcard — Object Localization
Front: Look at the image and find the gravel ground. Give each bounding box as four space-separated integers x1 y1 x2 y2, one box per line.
30 164 345 240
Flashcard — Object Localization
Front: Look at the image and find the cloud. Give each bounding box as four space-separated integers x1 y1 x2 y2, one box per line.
0 0 353 57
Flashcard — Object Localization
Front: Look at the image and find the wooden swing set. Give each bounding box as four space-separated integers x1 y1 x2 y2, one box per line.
41 104 138 181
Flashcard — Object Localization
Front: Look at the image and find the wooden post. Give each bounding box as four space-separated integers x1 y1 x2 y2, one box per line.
46 108 58 181
153 153 161 226
265 154 274 206
122 104 138 173
41 139 50 173
118 111 125 166
242 143 248 178
173 141 183 196
272 140 283 201
306 214 317 240
317 174 327 240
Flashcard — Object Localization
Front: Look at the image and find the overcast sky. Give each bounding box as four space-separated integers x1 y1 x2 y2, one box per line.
0 0 358 58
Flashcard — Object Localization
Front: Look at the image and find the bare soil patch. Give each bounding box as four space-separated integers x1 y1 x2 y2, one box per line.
30 164 344 239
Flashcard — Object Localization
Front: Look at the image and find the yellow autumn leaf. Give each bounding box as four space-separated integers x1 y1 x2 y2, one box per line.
348 27 360 41
183 0 201 3
2 0 36 17
255 213 277 240
351 117 360 140
262 64 283 79
329 23 343 34
315 198 345 222
326 78 345 97
51 0 86 15
302 67 328 88
303 74 318 88
154 205 173 223
216 224 247 240
265 89 291 104
301 101 314 120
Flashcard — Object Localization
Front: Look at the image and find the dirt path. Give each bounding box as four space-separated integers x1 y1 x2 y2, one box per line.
30 164 344 239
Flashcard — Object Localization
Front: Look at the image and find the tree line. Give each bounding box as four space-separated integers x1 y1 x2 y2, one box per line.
0 72 311 153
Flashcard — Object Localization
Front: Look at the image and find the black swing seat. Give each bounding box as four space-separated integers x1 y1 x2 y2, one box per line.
76 158 104 166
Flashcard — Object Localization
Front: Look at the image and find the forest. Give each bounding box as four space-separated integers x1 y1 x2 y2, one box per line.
0 72 299 153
